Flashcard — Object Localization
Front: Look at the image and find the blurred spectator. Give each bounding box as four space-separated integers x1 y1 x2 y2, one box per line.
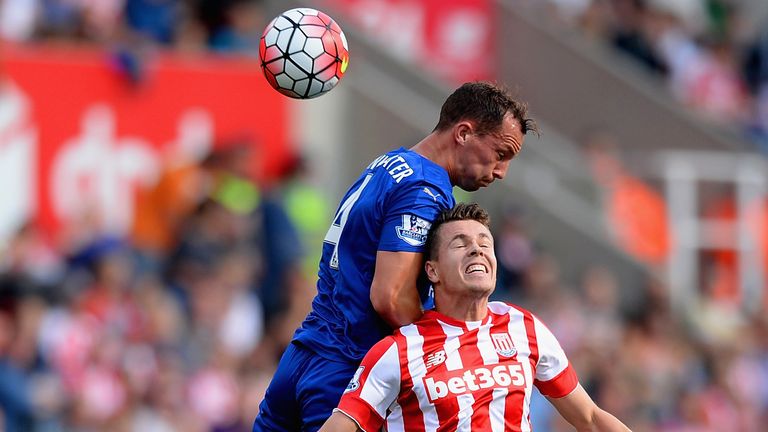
279 153 331 277
0 222 64 291
0 307 34 432
124 0 183 45
584 129 671 266
492 204 534 299
131 119 213 265
744 26 768 151
610 0 667 75
196 0 264 53
0 0 37 41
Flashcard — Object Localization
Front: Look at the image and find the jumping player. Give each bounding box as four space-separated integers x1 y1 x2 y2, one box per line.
320 203 631 431
253 82 537 431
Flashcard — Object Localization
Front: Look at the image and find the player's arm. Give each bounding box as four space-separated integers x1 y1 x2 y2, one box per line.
529 311 631 432
319 412 361 432
547 384 631 431
369 250 423 327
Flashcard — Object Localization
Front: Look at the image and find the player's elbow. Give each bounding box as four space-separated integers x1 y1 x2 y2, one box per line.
370 287 397 322
370 283 420 328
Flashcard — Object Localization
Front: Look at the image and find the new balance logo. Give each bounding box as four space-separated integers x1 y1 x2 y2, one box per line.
425 350 446 368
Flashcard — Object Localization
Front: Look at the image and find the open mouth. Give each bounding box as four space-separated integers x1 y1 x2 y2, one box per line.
465 264 487 274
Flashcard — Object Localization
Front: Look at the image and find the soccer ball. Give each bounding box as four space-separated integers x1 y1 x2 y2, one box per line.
259 8 349 99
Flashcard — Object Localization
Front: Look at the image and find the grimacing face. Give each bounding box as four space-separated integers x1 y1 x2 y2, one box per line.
426 219 497 297
455 114 524 192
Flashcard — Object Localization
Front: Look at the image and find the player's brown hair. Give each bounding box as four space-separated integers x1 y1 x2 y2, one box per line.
433 82 538 136
425 203 491 261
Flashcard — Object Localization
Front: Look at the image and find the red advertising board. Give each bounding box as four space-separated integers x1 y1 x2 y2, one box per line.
320 0 495 83
0 44 290 241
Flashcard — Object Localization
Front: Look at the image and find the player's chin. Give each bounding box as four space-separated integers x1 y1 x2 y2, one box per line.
464 281 495 296
463 182 483 192
477 178 495 189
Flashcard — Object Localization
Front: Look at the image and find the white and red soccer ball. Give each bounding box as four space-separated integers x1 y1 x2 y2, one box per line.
259 8 349 99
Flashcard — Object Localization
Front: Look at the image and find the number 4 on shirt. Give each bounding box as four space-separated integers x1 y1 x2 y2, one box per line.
324 174 373 269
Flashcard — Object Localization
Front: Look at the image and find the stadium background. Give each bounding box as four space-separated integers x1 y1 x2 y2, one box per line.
1 0 768 430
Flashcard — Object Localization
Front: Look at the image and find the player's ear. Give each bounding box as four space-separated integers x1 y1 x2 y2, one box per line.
425 260 439 283
455 122 472 145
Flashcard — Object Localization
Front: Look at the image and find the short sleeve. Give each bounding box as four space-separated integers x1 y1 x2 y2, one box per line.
336 337 401 431
532 315 579 398
377 181 452 253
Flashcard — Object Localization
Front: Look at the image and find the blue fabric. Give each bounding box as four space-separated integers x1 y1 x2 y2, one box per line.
253 342 358 432
124 0 179 45
293 148 454 363
0 360 32 432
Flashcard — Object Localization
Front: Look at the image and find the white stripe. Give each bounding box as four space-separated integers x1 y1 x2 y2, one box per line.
532 315 570 381
487 301 512 315
437 320 464 371
385 400 405 432
506 309 533 432
489 388 508 432
476 319 500 366
360 341 401 417
402 325 440 432
456 393 474 432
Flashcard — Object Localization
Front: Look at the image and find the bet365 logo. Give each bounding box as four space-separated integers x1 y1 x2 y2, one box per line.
423 364 526 401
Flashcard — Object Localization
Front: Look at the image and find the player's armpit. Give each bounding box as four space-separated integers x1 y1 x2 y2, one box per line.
370 250 424 327
318 411 363 432
547 384 632 432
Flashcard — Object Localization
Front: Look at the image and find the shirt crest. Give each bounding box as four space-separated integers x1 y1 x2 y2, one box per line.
491 333 517 358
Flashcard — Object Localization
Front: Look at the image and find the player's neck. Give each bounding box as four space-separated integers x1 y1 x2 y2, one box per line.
411 132 454 173
434 295 489 322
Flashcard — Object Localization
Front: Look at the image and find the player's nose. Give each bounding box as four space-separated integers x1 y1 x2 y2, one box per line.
469 242 484 256
493 161 510 180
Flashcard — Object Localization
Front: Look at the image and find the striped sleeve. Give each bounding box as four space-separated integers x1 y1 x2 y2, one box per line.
531 314 578 398
336 336 401 431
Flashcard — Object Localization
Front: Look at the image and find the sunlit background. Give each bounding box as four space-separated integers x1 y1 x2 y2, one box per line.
1 0 767 431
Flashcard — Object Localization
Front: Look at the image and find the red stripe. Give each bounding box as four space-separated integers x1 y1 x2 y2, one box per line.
536 364 579 398
395 328 426 432
520 309 539 364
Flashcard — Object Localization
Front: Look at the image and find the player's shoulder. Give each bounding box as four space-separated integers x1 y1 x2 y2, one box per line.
369 334 399 354
360 334 400 365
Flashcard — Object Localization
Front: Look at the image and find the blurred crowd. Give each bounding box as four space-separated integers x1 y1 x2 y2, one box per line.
0 137 766 431
494 120 768 431
0 142 328 431
541 0 768 153
2 0 768 431
492 204 768 431
0 0 266 53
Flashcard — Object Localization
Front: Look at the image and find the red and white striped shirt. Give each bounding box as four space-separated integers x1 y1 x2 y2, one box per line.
336 301 578 431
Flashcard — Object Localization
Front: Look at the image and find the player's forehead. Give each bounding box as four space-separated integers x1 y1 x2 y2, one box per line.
492 115 524 151
438 220 492 244
475 114 522 155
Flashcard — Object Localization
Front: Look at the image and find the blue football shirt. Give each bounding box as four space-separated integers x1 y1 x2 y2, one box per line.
293 148 455 363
